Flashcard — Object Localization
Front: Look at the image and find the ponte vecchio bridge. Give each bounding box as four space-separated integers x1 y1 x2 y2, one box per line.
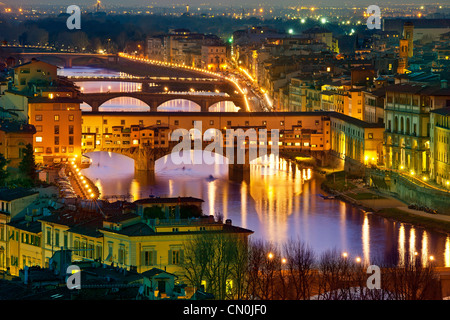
81 111 333 181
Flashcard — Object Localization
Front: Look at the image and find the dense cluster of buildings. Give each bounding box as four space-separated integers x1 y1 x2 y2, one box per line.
0 186 251 298
230 20 450 185
145 29 228 72
0 58 83 166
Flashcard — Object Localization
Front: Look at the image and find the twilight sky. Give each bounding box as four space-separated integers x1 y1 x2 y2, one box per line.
2 0 446 7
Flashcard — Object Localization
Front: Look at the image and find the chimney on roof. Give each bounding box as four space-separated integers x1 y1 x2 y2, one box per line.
442 80 448 89
225 219 232 226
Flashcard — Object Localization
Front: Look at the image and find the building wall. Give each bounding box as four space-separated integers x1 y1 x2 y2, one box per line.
201 45 227 71
28 101 82 164
0 92 30 121
6 226 42 276
13 60 58 92
331 117 384 170
0 130 34 167
430 111 450 188
384 90 431 174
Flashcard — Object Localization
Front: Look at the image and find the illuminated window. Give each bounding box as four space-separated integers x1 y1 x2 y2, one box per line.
54 115 60 121
35 115 42 121
35 136 42 142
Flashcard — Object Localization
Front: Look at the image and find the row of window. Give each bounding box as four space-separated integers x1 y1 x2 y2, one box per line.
35 136 75 145
35 146 74 154
99 119 320 127
35 114 75 122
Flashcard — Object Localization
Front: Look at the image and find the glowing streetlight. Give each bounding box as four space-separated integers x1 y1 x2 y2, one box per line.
429 255 434 261
281 258 287 264
268 252 274 259
342 252 348 258
355 257 361 263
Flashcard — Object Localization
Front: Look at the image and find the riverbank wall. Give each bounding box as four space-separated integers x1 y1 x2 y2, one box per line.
366 168 450 215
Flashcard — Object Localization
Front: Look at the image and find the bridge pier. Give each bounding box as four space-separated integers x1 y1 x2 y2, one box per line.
135 154 156 172
65 57 73 68
90 102 100 113
200 100 209 112
228 163 250 182
227 147 252 182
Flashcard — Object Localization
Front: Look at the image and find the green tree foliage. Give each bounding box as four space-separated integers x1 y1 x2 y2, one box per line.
143 206 165 219
18 143 37 183
180 205 203 219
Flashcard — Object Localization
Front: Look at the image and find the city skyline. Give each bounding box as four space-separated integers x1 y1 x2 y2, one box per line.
1 0 449 8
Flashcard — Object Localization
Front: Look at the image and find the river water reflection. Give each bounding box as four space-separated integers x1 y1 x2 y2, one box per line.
61 66 450 267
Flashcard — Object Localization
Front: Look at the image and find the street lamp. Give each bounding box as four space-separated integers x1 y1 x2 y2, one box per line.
342 252 348 258
268 252 274 259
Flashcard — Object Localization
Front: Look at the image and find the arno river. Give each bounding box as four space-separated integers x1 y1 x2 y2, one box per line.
60 66 450 267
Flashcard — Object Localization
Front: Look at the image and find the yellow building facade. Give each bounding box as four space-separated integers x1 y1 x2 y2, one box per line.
430 108 450 188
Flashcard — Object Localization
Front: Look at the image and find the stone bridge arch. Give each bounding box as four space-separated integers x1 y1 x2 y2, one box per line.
80 92 246 112
86 139 257 182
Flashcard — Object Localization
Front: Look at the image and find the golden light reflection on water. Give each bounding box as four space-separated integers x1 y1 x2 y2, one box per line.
399 224 405 267
362 214 370 265
249 156 312 244
222 182 228 221
422 230 428 266
130 179 140 201
240 181 247 228
445 236 450 267
409 228 416 264
168 179 174 197
339 201 347 253
208 180 216 218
